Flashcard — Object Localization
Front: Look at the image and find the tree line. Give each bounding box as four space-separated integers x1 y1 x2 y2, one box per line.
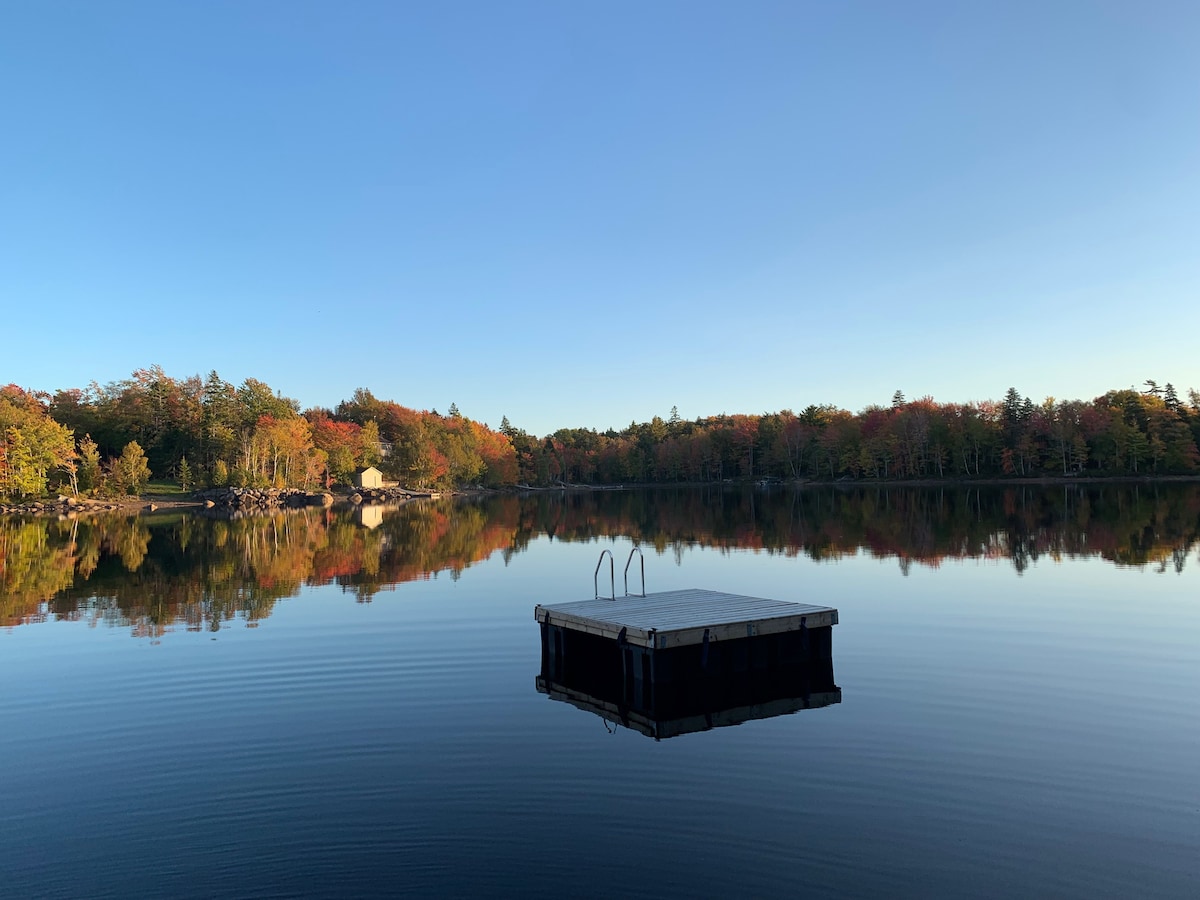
2 367 1199 501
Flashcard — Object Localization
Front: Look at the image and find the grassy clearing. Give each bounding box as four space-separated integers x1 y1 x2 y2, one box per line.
145 479 187 497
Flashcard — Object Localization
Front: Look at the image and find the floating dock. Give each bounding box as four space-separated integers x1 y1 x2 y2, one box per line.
534 558 839 737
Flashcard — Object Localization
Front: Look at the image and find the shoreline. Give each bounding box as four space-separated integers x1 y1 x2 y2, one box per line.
516 474 1200 491
4 473 1200 518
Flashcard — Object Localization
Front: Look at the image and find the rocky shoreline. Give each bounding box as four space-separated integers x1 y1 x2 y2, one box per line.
6 473 1200 518
0 487 335 517
194 487 335 511
0 496 126 515
346 486 443 504
0 485 453 518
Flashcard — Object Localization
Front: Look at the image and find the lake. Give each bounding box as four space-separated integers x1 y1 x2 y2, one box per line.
2 485 1198 898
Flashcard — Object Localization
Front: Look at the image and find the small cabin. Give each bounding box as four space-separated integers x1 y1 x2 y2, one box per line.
352 466 383 489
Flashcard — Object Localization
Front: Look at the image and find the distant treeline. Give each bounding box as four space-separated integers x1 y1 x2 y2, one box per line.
2 368 1199 500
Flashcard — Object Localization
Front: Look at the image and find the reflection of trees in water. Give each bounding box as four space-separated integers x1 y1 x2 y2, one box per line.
0 518 77 624
0 501 523 632
576 484 1200 575
2 484 1198 633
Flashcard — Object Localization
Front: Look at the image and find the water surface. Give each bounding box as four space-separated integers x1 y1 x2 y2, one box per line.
2 485 1198 897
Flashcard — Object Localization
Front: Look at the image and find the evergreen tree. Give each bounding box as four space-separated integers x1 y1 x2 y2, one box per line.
178 455 194 492
1020 396 1035 423
1164 383 1180 411
200 371 236 477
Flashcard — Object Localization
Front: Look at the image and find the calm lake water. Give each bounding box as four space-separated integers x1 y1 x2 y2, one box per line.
2 485 1199 898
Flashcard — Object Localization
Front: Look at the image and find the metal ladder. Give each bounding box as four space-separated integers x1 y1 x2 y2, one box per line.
594 546 645 600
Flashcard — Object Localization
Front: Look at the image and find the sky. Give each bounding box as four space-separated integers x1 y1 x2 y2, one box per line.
2 1 1197 436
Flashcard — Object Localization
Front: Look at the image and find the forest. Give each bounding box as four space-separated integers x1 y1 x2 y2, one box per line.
2 367 1199 501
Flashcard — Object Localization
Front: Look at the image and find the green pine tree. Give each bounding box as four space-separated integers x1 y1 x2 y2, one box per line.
178 455 194 492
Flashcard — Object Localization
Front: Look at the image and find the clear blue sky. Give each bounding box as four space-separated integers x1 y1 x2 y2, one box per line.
3 1 1197 435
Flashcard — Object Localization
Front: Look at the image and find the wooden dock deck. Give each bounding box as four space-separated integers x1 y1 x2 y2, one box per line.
534 588 838 651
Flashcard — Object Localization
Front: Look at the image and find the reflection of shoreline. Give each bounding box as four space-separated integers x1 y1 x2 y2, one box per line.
3 485 1198 634
1 500 520 633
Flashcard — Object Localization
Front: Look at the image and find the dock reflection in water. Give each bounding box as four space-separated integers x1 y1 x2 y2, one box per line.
536 616 840 740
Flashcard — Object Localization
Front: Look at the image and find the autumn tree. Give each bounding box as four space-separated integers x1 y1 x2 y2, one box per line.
0 386 77 500
236 416 326 488
308 412 363 483
111 441 151 495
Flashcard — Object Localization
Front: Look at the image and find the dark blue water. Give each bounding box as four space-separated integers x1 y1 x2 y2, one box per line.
2 487 1198 897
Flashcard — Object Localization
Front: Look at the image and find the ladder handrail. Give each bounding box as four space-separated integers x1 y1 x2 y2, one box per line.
594 549 615 600
624 546 645 597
